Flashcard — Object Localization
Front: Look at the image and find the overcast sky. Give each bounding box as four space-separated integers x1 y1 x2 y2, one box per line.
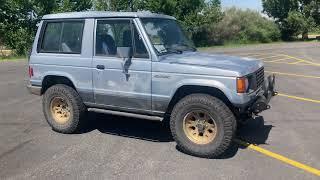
221 0 263 11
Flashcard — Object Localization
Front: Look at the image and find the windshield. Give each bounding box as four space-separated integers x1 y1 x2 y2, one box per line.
141 18 196 55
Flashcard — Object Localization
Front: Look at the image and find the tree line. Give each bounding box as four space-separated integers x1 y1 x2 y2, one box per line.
0 0 319 56
262 0 320 40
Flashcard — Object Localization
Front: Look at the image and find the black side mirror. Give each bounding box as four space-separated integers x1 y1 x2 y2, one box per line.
117 47 133 58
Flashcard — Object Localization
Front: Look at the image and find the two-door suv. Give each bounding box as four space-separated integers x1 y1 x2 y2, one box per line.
27 11 276 158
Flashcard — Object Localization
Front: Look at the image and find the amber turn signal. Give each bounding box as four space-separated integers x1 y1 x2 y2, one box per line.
237 77 247 93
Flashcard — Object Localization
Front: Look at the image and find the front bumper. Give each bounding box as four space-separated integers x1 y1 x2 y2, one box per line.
27 84 42 96
248 74 277 114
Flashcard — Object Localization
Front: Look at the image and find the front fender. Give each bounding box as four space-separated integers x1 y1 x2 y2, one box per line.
167 76 254 111
168 77 255 111
152 74 242 114
170 78 234 102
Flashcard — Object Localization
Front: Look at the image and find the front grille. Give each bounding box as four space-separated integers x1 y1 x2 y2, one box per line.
255 67 264 88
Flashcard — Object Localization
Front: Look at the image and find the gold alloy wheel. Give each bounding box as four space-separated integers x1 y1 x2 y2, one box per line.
50 97 71 124
183 110 217 145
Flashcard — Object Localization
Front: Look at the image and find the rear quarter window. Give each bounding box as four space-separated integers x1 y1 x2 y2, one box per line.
39 20 84 54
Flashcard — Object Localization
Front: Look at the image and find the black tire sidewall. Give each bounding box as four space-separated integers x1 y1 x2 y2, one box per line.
43 85 83 133
170 94 235 157
175 104 225 153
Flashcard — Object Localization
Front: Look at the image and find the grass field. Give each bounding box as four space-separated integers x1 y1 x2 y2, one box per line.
198 41 286 50
0 49 25 61
199 38 319 50
0 55 26 61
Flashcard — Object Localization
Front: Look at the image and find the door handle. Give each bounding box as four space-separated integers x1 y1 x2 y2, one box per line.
96 65 105 70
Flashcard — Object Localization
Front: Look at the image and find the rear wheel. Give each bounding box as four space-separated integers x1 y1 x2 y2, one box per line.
43 84 86 134
170 94 236 158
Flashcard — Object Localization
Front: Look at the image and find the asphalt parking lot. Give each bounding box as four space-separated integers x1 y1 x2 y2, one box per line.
0 42 319 179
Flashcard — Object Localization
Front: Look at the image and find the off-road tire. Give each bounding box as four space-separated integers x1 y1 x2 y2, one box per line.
43 84 86 134
170 94 236 158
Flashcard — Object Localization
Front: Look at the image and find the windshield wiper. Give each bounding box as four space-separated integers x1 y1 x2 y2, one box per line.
166 48 183 54
178 43 197 52
189 47 197 52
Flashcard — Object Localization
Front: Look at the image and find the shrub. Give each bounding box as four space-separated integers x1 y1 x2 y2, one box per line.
208 7 281 45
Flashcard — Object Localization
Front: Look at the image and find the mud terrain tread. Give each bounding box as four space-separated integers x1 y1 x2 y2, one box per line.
43 84 86 134
170 94 236 158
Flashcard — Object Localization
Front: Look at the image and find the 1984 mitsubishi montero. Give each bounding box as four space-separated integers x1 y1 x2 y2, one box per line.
27 11 277 158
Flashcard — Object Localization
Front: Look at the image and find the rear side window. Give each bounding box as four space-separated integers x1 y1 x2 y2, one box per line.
39 21 84 54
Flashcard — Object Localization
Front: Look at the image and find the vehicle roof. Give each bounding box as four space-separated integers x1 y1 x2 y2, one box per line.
42 11 176 20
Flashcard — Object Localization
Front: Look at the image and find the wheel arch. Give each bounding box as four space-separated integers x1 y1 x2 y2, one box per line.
41 75 77 95
166 85 235 115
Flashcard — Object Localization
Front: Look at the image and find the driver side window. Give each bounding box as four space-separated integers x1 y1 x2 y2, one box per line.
95 19 149 59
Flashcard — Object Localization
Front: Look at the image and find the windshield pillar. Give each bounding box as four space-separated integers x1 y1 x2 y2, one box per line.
134 18 159 61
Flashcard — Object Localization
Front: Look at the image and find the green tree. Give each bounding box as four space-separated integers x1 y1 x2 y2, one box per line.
135 0 177 15
92 0 223 46
56 0 92 12
282 10 310 38
93 0 132 11
300 0 320 25
0 0 224 53
182 1 223 46
262 0 320 40
262 0 299 21
0 0 92 55
135 0 222 46
0 0 35 55
34 0 58 15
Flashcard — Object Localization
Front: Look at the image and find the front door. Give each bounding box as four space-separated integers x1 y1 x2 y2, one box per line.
92 18 152 113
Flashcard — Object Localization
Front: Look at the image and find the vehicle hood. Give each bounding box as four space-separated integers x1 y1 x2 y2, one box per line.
159 51 263 76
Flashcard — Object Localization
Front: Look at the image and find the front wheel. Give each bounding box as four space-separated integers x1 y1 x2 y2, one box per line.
170 94 236 158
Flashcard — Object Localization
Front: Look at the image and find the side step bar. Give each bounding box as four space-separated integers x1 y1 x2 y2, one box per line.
87 108 163 121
